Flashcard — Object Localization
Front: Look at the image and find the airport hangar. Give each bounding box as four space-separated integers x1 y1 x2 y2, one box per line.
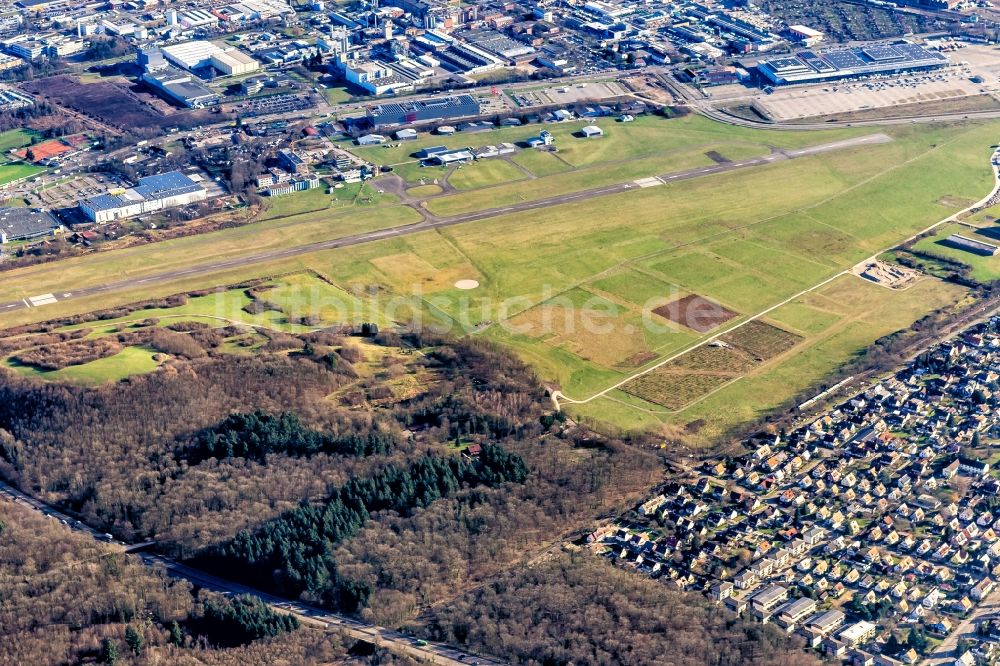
754 41 948 86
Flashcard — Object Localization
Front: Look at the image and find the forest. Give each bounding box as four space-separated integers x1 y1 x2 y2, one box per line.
0 320 818 664
0 496 415 665
423 552 821 666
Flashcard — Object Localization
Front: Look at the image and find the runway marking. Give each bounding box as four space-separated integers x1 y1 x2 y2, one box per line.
633 176 663 188
28 293 57 307
22 298 30 308
62 293 71 297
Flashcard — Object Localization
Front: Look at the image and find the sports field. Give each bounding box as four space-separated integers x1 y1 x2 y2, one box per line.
1 114 997 443
0 129 37 153
0 162 43 186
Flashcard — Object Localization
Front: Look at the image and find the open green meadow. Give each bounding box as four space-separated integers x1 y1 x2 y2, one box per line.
352 114 869 187
257 182 398 220
0 162 44 186
0 128 38 153
2 113 997 442
6 346 163 385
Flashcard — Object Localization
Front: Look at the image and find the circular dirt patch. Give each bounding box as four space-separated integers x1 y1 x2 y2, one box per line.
454 279 480 290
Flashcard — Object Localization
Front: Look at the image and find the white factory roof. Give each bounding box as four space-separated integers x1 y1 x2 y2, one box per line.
161 40 225 69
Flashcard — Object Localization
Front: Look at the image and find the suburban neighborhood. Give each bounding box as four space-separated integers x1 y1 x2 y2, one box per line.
593 316 1000 665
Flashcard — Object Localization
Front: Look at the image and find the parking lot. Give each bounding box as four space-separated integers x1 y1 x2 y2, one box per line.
752 69 993 120
26 173 122 209
509 81 627 108
701 44 1000 122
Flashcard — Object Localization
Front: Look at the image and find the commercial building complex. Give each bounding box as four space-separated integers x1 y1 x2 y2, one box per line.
368 94 481 128
161 40 259 76
755 41 948 86
141 67 220 108
80 171 206 223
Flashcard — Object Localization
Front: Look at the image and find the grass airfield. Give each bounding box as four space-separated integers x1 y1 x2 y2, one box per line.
2 114 998 445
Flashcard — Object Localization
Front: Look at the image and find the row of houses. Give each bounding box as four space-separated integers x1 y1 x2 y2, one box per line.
593 315 1000 665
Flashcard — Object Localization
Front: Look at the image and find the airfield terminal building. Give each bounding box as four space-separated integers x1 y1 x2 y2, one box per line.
80 171 207 223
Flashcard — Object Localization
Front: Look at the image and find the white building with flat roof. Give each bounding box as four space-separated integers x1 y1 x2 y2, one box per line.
162 40 259 76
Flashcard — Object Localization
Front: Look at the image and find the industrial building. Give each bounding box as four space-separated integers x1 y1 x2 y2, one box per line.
161 40 259 76
210 49 260 76
342 60 417 96
368 94 481 128
80 171 207 223
141 67 220 109
755 41 948 86
0 207 60 243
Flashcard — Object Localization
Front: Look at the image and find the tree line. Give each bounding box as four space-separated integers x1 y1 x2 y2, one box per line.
182 410 396 464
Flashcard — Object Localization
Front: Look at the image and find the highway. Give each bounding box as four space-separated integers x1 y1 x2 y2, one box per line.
0 132 890 314
0 479 505 666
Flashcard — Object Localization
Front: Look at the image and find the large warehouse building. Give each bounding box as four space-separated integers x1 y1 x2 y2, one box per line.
755 41 947 86
79 171 207 223
142 67 220 108
0 206 60 243
368 94 481 128
161 40 259 76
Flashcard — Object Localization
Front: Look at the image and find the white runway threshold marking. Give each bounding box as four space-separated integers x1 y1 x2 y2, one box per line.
28 293 57 307
633 176 664 188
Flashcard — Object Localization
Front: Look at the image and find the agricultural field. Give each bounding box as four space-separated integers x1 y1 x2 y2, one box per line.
619 321 801 411
1 114 997 443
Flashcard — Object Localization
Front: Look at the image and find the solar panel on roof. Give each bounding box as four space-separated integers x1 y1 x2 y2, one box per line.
862 45 904 62
822 51 866 70
804 58 836 73
767 56 805 71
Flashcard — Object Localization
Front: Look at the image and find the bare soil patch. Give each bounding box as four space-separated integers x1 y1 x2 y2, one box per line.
653 295 738 333
23 76 223 132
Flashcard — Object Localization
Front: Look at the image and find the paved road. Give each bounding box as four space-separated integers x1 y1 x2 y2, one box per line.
925 584 1000 665
0 132 890 315
0 479 504 666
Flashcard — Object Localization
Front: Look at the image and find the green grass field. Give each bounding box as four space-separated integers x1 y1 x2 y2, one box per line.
0 162 44 186
448 159 527 190
323 85 353 104
6 346 162 385
0 129 38 154
1 114 997 442
257 183 397 220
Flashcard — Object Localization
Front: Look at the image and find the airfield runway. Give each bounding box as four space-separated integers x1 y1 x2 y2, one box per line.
0 133 891 315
